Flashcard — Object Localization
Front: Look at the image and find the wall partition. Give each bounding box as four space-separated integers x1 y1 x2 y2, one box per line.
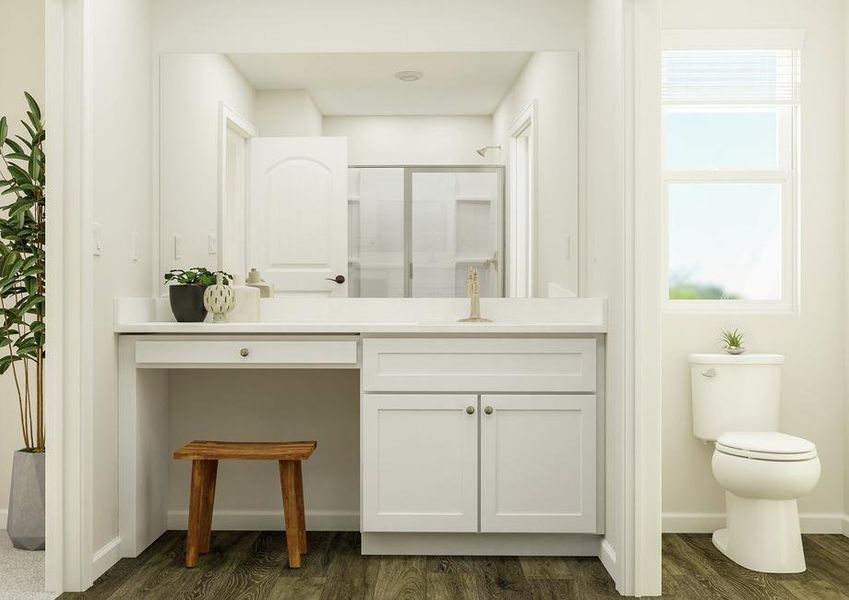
348 166 504 298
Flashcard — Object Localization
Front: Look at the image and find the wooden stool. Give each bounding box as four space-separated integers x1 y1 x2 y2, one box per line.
173 440 316 569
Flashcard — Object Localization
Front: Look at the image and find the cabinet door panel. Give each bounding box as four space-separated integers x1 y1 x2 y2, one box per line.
480 394 597 533
362 394 478 532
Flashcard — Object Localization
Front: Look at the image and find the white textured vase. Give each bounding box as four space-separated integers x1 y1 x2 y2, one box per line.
203 274 235 322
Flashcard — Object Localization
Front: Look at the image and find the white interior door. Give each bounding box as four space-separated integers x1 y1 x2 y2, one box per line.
249 137 348 296
480 394 598 533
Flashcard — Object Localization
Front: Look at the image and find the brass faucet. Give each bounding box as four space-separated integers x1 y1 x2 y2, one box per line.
458 266 491 323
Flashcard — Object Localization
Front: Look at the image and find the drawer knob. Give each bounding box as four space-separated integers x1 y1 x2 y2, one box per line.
484 406 493 415
239 347 250 357
465 406 475 415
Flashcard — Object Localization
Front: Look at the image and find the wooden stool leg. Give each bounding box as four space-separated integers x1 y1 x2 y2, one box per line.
199 460 218 555
279 460 302 568
294 460 308 554
186 459 207 567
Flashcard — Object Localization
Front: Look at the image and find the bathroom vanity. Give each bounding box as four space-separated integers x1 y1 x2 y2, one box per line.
115 297 606 558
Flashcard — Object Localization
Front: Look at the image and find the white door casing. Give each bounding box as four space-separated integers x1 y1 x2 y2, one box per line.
248 137 348 296
361 394 479 532
480 394 597 533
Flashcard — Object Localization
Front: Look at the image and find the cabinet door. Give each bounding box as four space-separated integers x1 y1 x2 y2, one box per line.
362 394 479 532
480 394 597 533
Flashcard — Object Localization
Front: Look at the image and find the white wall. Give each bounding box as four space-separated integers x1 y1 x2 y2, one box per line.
323 115 492 165
90 0 155 553
255 89 322 136
159 54 255 279
152 0 587 54
0 0 44 523
585 0 627 588
661 0 847 532
493 52 579 297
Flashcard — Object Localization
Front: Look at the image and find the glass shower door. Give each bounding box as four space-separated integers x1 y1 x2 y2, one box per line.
347 168 404 297
409 168 503 298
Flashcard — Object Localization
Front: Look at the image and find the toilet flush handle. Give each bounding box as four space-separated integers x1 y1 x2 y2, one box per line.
702 368 717 378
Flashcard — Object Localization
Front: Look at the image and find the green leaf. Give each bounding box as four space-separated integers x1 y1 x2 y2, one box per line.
4 138 24 154
0 117 7 147
24 92 41 122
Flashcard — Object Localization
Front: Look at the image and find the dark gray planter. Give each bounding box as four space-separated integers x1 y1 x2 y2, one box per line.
169 284 208 322
7 450 45 550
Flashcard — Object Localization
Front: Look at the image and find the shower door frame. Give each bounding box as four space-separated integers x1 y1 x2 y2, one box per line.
351 165 506 298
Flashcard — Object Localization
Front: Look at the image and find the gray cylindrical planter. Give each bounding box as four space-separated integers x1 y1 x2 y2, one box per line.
7 450 45 550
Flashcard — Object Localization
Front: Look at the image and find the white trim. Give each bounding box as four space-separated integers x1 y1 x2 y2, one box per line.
217 102 258 273
662 29 806 50
166 509 359 532
663 512 848 535
630 0 663 596
361 532 602 556
506 100 538 298
44 0 94 592
91 537 122 580
599 538 617 575
842 515 849 538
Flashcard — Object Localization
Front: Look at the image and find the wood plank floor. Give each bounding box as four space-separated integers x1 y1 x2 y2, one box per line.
59 531 849 599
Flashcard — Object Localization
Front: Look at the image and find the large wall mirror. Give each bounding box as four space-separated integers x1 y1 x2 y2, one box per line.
159 52 578 297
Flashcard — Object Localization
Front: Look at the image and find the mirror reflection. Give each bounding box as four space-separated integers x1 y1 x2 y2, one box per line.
159 52 578 297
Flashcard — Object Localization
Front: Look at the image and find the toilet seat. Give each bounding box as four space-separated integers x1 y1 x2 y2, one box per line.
716 431 817 462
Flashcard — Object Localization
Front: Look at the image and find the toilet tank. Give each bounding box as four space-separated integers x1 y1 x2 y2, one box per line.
689 354 784 441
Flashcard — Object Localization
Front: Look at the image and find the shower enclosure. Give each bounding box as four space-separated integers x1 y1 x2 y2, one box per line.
347 166 504 298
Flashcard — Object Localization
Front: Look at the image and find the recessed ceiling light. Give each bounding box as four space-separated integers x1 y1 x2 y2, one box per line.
395 70 423 82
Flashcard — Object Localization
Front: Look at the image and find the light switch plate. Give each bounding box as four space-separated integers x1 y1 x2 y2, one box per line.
131 231 139 262
208 233 217 255
174 234 183 260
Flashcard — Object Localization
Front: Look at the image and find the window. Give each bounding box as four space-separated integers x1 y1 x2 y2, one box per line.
662 45 800 311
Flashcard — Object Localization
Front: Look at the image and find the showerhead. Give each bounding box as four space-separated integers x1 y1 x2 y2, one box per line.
476 145 501 157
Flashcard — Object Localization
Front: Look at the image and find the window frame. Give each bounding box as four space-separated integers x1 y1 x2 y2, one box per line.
661 40 801 314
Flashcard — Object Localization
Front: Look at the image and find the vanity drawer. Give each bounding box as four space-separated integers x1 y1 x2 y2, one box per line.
362 338 596 392
135 338 358 368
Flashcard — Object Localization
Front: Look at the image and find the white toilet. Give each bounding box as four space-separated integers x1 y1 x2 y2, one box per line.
689 353 821 573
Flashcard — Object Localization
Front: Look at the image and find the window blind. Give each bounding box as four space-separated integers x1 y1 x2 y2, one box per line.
662 49 800 104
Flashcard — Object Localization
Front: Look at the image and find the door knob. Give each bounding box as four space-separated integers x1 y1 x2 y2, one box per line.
466 406 475 415
325 275 346 284
484 406 493 415
239 347 250 357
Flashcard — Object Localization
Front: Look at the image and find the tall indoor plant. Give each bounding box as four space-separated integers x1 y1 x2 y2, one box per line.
0 93 46 550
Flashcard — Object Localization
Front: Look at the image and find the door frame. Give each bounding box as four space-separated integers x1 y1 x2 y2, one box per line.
506 100 538 298
217 102 258 274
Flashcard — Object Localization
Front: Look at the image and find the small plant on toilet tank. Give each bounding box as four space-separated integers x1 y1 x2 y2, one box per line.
720 328 745 355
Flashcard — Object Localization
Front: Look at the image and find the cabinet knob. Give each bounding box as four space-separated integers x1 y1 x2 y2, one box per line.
465 406 475 415
484 406 493 415
239 347 250 357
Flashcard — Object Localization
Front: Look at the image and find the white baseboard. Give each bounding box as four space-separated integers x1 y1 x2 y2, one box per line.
599 538 620 592
663 512 847 534
166 509 359 532
92 536 122 580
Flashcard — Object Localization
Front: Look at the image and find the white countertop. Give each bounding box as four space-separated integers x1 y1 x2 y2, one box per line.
114 297 607 335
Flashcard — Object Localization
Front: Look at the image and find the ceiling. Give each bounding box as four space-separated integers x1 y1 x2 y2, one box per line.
226 52 532 116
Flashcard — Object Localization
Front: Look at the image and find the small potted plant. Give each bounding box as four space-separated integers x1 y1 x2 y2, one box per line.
164 267 232 322
721 328 745 355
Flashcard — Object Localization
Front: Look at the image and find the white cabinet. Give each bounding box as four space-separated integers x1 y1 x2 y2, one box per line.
480 395 597 533
361 394 479 532
360 336 602 537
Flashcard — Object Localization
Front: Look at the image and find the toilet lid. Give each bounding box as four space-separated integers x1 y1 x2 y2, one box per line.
715 432 817 461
